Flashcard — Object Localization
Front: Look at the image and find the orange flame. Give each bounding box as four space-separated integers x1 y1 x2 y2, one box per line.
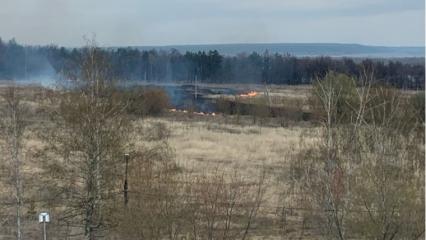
239 91 258 97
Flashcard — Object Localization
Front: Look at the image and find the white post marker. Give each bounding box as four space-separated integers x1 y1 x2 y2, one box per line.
39 212 50 240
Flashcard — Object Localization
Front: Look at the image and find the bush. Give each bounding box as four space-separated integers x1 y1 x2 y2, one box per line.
215 96 234 114
409 91 425 124
126 87 170 116
249 97 270 123
310 71 358 124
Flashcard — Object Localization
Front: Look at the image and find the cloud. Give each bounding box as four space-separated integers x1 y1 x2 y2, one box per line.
0 0 424 46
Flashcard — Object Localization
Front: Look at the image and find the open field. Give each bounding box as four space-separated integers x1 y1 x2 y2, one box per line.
136 117 320 208
138 118 318 173
0 82 423 239
0 84 322 239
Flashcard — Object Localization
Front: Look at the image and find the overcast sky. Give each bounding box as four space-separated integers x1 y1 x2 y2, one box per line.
0 0 424 47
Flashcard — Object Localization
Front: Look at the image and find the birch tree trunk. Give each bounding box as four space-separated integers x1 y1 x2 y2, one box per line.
1 86 26 240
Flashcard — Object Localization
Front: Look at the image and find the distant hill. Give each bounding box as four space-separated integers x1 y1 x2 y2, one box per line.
134 43 425 58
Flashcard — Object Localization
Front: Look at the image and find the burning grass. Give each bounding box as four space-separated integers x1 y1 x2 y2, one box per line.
239 90 259 98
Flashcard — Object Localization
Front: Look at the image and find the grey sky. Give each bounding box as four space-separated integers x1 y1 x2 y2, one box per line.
0 0 424 47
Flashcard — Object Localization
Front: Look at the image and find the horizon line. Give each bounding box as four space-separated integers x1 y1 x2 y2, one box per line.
1 37 424 49
113 42 426 49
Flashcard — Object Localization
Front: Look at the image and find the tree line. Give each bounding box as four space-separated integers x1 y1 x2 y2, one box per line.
0 38 424 89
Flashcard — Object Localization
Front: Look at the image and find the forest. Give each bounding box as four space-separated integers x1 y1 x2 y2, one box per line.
0 38 424 89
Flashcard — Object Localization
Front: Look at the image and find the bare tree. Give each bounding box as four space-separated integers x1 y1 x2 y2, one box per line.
114 142 186 240
115 156 268 240
290 71 425 239
0 85 28 240
192 167 267 240
312 72 350 240
43 39 130 240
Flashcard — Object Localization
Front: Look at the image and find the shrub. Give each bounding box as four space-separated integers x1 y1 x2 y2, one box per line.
310 71 358 124
409 91 425 125
126 87 170 116
249 97 270 124
215 96 234 114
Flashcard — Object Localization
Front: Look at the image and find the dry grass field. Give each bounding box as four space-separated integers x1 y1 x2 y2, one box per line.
135 117 320 207
0 83 423 239
0 84 321 239
140 118 315 171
